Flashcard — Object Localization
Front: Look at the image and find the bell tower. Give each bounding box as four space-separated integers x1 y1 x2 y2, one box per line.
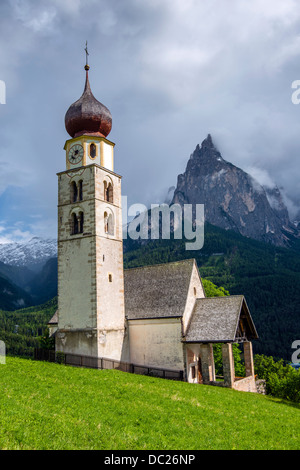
56 49 126 361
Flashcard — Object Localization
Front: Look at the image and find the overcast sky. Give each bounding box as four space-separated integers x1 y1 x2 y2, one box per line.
1 0 300 243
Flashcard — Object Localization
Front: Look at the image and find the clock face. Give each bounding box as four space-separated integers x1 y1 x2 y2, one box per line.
68 144 84 164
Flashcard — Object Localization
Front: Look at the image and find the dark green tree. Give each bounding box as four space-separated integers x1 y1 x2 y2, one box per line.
40 327 55 350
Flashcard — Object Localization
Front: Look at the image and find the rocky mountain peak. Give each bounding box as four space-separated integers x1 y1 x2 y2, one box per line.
172 135 299 247
190 134 224 170
201 133 214 149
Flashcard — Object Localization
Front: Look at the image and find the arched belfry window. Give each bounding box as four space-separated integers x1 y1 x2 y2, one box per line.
108 213 114 235
104 211 114 236
71 212 78 235
78 211 84 233
107 183 113 203
71 180 83 203
89 143 96 159
71 210 84 235
104 212 109 234
71 181 77 203
104 181 113 203
78 180 83 201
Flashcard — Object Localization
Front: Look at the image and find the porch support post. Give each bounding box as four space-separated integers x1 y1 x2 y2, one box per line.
222 343 235 388
200 343 216 384
244 341 254 377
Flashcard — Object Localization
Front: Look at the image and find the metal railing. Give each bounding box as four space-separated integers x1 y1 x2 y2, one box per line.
34 348 184 381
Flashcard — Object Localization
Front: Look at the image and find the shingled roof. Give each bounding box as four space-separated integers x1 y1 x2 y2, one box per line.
184 296 258 343
124 259 196 320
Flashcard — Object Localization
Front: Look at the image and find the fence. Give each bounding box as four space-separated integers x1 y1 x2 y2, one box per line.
34 348 184 382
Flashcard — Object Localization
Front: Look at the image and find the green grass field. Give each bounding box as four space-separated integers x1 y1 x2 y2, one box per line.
0 357 299 450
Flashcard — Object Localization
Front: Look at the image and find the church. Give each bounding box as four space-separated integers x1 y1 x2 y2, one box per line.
48 55 258 393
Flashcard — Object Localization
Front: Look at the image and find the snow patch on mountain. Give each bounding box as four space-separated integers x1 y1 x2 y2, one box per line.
0 237 57 270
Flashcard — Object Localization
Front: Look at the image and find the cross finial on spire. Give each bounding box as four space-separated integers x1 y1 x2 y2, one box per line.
84 40 90 71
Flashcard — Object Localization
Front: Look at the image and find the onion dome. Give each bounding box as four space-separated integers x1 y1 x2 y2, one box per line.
65 64 112 139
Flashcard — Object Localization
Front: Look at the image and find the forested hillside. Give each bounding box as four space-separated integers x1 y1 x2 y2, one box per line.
0 273 33 311
0 298 57 357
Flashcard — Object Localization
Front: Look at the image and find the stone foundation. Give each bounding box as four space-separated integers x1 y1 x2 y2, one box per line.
56 329 98 357
233 376 257 393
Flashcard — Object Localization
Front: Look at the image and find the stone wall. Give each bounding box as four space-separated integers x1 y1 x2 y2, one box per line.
233 376 257 393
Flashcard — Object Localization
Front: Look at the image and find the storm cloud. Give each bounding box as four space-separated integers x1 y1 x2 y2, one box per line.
1 0 300 241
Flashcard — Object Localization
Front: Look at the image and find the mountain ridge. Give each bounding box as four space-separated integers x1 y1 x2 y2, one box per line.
171 134 299 247
0 237 57 272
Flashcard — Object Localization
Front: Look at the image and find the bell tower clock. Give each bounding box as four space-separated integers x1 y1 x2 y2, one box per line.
56 49 126 361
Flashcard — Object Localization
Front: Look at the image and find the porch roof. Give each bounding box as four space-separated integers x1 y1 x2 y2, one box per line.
184 295 258 343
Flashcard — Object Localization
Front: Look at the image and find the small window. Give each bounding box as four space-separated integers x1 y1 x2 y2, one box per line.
108 274 112 282
89 143 96 158
191 365 196 380
194 287 197 296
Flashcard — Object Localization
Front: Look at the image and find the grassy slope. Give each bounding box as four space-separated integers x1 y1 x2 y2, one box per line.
0 357 299 450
